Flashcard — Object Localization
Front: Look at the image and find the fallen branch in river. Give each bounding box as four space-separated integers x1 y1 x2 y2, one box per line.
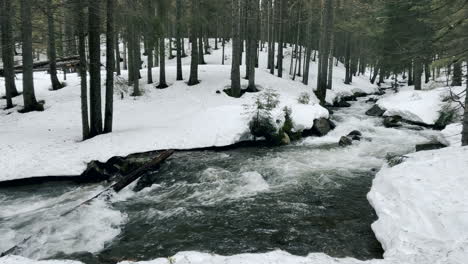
0 149 175 257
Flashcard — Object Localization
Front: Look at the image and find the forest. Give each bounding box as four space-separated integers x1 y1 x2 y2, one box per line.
0 0 467 264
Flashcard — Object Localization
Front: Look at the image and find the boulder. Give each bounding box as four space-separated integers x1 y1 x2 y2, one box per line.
280 133 291 145
347 130 362 137
339 136 353 147
383 116 402 128
365 97 378 103
312 118 332 136
415 142 447 152
365 104 385 117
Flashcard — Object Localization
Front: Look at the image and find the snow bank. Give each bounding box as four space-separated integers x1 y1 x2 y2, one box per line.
376 86 465 125
368 146 468 264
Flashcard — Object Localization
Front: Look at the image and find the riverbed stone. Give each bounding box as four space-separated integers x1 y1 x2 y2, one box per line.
339 136 353 147
383 116 402 128
365 104 385 117
280 132 291 145
312 118 333 136
334 100 351 108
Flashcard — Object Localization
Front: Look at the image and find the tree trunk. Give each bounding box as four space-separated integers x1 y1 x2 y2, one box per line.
408 62 414 86
188 0 199 86
246 0 258 92
123 40 128 70
231 0 241 97
77 0 89 140
344 33 351 84
327 31 334 90
0 0 18 109
198 31 206 64
47 0 63 91
462 60 468 146
414 58 423 90
115 33 121 76
157 37 168 88
20 0 42 112
176 0 183 81
104 0 115 134
88 0 103 137
452 62 462 86
276 0 284 78
316 0 334 105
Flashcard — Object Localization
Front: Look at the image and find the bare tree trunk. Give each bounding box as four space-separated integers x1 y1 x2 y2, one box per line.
176 0 183 81
123 40 128 70
414 58 423 90
231 0 241 97
77 0 89 140
452 61 462 86
462 61 468 146
20 0 42 112
88 0 103 137
115 33 121 75
0 0 18 109
47 0 63 91
188 0 199 86
157 37 168 88
104 0 115 133
316 0 333 105
246 0 258 92
327 31 334 90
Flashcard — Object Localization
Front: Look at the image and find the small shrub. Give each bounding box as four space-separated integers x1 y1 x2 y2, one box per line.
262 89 280 110
297 92 310 104
249 109 277 141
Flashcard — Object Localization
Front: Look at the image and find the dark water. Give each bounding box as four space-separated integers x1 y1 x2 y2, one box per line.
53 146 384 263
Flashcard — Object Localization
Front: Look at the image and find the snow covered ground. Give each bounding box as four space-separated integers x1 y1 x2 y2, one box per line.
0 40 376 182
376 84 465 125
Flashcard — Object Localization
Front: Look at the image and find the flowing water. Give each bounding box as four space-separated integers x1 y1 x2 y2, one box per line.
0 95 440 263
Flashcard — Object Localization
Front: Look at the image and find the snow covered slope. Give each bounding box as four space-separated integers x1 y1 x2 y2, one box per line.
376 85 465 125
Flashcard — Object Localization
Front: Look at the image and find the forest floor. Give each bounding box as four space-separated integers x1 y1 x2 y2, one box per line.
1 41 467 264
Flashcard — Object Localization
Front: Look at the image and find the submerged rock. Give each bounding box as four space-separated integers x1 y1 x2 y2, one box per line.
334 100 351 108
383 116 402 128
339 136 353 147
416 142 447 152
386 153 408 167
348 130 362 137
365 104 385 117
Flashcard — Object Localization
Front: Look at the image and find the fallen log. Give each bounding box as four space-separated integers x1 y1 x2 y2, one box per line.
0 56 80 76
61 149 175 216
1 150 175 257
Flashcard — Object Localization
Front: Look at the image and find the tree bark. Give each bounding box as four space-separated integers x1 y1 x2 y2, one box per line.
452 62 462 86
115 33 121 76
414 58 423 90
20 0 42 112
0 0 19 109
88 0 103 136
176 0 183 81
104 0 115 134
246 0 258 92
231 0 241 97
188 0 199 86
316 0 333 105
47 0 63 91
77 0 89 140
157 37 168 88
462 60 468 146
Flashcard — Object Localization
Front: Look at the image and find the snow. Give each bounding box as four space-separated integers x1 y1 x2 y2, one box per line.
376 85 465 125
368 145 468 264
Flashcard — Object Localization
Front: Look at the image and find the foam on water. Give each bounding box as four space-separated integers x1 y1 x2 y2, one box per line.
0 185 127 259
